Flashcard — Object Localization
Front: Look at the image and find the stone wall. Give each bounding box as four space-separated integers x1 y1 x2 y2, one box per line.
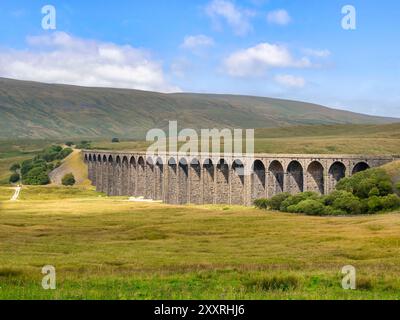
83 151 397 206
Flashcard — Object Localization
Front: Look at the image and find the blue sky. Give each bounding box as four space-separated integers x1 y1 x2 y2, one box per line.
0 0 399 117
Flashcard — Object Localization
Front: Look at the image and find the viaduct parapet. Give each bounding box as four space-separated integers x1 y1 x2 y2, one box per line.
83 151 397 206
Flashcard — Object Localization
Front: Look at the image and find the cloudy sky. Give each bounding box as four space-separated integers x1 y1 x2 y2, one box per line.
1 0 399 117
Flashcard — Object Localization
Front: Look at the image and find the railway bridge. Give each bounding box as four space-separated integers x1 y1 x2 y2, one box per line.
83 151 396 206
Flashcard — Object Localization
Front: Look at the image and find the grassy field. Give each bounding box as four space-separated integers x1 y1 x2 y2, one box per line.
91 123 400 155
1 186 400 299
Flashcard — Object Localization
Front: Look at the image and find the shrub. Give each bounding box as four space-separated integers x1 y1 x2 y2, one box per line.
9 173 20 183
287 199 326 215
9 163 21 172
254 198 269 210
267 193 291 210
24 167 50 185
62 173 75 186
65 141 74 147
331 191 363 215
367 196 382 213
380 194 400 211
336 168 393 199
112 138 120 143
396 182 400 192
76 141 91 149
57 147 73 160
280 192 319 212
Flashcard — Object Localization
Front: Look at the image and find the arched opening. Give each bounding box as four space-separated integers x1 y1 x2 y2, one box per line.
102 155 108 194
84 154 88 162
167 158 178 204
231 159 245 205
178 158 189 204
129 157 137 196
352 162 370 175
190 159 202 204
136 156 145 197
107 155 114 196
307 161 324 194
203 159 214 204
328 161 346 191
155 158 164 201
145 157 155 199
252 160 266 201
216 159 229 204
268 160 284 197
121 156 129 196
115 156 122 196
287 161 304 194
95 155 102 192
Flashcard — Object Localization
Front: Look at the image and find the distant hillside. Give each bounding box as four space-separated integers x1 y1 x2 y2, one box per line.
0 77 398 139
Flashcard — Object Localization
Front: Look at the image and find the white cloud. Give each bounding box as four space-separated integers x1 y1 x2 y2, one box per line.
275 74 306 88
206 0 255 36
223 42 311 77
0 32 180 92
303 48 331 58
181 35 214 50
267 9 291 25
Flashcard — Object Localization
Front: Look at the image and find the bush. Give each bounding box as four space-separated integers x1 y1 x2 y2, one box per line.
331 191 363 215
76 141 91 149
62 173 75 186
367 196 382 213
254 198 269 209
267 193 291 210
287 199 325 215
336 168 393 199
280 192 319 212
9 163 21 172
57 147 73 160
380 194 400 211
24 167 50 185
396 182 400 193
112 138 120 143
9 173 20 183
65 141 74 147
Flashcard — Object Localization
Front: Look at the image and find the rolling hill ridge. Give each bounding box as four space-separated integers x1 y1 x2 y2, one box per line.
0 77 398 139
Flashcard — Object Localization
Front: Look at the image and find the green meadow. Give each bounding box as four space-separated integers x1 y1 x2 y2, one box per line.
1 186 400 300
1 123 400 300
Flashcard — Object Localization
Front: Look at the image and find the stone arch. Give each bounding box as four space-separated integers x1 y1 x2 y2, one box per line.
203 159 215 204
252 160 266 201
95 154 103 192
136 156 145 197
231 159 245 205
287 161 304 194
145 157 155 199
121 156 129 196
129 156 137 196
352 162 370 175
328 161 346 191
267 160 284 197
102 155 108 194
189 158 202 204
306 161 324 194
84 154 88 162
115 156 122 196
178 158 189 204
216 159 230 204
155 157 164 201
107 155 114 196
167 157 178 204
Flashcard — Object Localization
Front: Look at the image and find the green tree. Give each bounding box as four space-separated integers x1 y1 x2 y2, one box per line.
9 163 21 172
62 173 76 186
9 173 20 183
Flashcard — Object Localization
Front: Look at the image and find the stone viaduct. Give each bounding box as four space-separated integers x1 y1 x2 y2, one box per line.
83 151 397 206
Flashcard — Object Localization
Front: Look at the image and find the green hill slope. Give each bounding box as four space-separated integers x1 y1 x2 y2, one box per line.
0 77 398 139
